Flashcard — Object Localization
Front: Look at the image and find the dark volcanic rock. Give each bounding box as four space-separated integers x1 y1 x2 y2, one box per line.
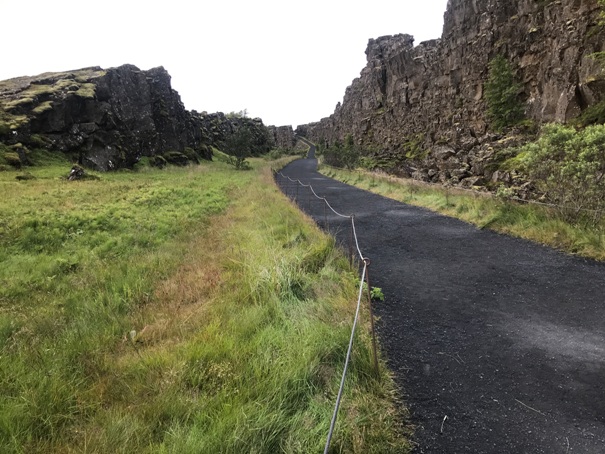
268 125 296 150
0 65 273 170
297 0 605 186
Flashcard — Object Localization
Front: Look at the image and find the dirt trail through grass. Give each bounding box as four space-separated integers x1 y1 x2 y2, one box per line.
277 156 605 453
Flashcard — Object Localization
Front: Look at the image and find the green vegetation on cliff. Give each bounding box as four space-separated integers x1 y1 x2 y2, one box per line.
0 156 409 452
484 55 525 130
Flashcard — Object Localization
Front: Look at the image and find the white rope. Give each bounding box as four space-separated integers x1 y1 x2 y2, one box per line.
279 171 351 218
324 261 368 453
309 185 324 200
276 168 372 452
351 216 365 261
323 199 351 219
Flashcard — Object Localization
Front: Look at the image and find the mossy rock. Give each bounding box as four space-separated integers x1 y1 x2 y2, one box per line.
74 83 96 99
3 152 22 168
182 147 200 163
0 122 10 136
66 164 100 181
28 134 50 148
162 151 190 166
15 172 36 181
571 100 605 127
150 155 168 168
32 101 54 115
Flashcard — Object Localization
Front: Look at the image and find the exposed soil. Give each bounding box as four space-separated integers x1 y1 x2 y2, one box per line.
277 154 605 453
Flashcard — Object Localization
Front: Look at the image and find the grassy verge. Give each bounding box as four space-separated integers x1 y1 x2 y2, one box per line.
320 166 605 261
0 154 409 452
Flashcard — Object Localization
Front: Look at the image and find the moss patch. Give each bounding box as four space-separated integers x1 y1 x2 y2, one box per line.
32 100 54 115
0 67 105 131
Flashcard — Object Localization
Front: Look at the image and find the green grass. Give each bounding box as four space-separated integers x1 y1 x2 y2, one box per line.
0 155 409 452
320 166 605 261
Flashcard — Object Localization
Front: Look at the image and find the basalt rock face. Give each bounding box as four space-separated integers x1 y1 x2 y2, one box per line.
199 112 273 156
298 0 605 187
0 65 271 170
268 125 296 150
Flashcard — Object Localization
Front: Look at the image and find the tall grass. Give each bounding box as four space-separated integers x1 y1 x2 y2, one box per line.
0 155 409 452
320 166 605 261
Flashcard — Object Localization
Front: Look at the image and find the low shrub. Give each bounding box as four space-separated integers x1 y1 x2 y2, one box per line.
519 123 605 223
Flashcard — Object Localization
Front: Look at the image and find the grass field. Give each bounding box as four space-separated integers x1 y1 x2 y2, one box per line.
320 166 605 261
0 153 409 453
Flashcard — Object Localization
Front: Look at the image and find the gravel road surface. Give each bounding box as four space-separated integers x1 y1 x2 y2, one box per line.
276 154 605 453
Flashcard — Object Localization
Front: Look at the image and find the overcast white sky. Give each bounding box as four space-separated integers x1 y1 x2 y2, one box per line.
1 0 448 127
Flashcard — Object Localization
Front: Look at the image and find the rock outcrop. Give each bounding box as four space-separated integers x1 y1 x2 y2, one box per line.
268 125 296 150
0 65 272 170
298 0 605 187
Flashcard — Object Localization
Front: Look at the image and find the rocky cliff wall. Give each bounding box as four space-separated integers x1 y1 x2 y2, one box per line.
268 125 296 150
298 0 605 187
0 65 272 170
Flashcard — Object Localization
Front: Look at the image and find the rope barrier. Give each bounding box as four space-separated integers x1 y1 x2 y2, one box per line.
324 261 367 454
277 171 354 221
351 216 365 261
273 168 374 451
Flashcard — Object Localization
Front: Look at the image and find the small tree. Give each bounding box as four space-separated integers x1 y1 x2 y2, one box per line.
224 126 253 170
485 55 525 130
520 123 605 223
322 134 360 169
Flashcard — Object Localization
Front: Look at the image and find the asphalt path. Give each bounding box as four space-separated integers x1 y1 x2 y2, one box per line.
276 148 605 453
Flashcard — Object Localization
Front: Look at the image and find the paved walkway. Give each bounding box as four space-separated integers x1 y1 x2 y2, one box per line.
276 154 605 453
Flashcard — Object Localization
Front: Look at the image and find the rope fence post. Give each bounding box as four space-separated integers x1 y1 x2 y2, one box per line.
349 215 355 266
307 185 311 211
296 181 299 204
363 258 379 375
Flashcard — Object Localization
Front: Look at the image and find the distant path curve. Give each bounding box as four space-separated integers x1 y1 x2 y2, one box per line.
276 156 605 453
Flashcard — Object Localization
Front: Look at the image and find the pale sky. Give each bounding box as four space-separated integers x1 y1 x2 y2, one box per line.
1 0 448 127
